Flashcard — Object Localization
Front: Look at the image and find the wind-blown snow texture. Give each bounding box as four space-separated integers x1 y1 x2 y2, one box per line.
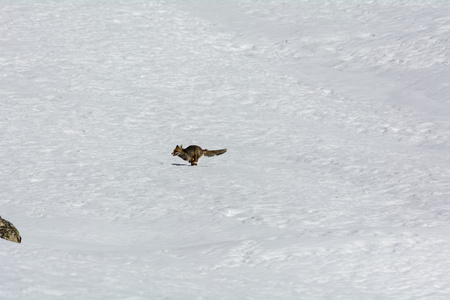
1 1 449 299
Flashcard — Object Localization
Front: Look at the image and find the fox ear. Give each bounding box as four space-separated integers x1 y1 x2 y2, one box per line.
180 145 183 148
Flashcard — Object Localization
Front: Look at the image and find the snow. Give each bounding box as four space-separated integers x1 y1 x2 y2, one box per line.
1 0 449 299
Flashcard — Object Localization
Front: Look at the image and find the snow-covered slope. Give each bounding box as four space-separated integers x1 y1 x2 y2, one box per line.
1 1 449 299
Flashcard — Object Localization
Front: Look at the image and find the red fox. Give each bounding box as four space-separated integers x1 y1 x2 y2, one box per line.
172 145 227 166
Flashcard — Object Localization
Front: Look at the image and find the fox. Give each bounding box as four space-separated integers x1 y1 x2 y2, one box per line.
172 145 227 166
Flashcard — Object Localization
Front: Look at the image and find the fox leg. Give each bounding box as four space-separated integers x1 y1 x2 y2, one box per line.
191 155 199 166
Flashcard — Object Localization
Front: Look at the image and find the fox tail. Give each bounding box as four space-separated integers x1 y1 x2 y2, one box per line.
203 148 227 157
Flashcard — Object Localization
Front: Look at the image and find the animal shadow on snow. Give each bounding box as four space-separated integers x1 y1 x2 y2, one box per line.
171 163 207 167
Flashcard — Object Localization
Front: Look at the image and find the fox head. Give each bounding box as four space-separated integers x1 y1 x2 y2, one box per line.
172 145 183 156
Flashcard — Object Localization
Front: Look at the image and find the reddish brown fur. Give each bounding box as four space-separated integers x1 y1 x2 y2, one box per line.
172 145 226 166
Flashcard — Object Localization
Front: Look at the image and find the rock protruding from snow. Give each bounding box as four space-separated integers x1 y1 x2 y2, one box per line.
0 216 22 243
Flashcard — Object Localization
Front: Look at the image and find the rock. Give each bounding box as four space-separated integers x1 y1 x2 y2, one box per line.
0 216 22 243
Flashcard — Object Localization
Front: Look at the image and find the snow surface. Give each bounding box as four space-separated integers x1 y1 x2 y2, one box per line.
1 1 450 299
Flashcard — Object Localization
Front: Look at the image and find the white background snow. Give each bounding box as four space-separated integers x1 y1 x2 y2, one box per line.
1 0 449 299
